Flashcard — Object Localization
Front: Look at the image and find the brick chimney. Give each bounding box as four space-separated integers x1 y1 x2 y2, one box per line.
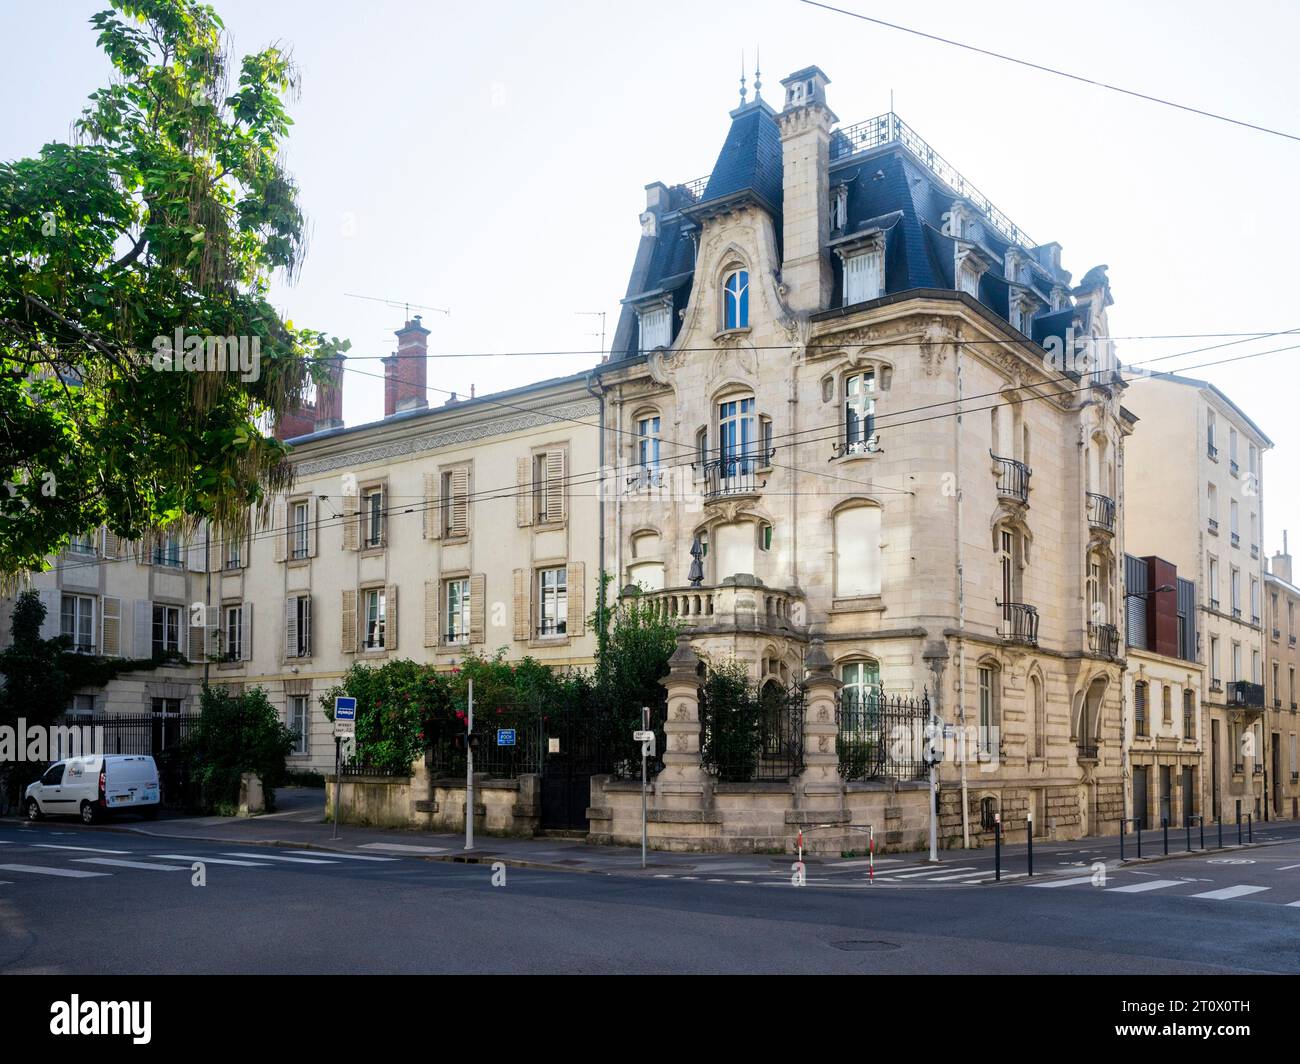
383 316 430 416
778 66 836 312
314 353 345 432
1273 530 1293 585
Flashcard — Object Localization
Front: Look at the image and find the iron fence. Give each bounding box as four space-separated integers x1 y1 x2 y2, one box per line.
836 691 930 782
425 699 546 780
51 713 200 806
700 681 804 782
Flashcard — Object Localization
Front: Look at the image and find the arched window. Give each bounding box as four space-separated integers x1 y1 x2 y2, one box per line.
978 664 1000 754
980 795 998 831
839 659 881 710
1030 673 1045 759
717 396 756 473
844 370 877 453
723 269 749 330
834 504 882 598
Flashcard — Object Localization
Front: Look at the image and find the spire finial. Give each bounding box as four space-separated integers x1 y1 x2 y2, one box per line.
754 46 762 100
739 49 747 105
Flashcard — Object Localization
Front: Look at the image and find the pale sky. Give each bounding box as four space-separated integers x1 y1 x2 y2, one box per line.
3 0 1297 556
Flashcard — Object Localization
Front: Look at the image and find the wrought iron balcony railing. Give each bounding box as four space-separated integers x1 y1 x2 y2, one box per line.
1230 459 1240 477
1274 698 1283 709
1209 678 1223 693
832 434 881 459
1209 597 1220 611
1231 531 1240 548
1208 443 1218 461
1086 492 1115 534
1208 517 1219 535
991 452 1030 505
625 466 664 492
1274 627 1282 639
999 601 1039 646
1289 634 1296 647
1227 681 1265 709
698 451 772 499
1077 743 1099 761
1088 622 1120 658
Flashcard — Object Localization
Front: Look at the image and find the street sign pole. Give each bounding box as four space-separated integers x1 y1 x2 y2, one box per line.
926 715 939 863
332 736 341 841
641 706 649 869
465 678 474 851
331 696 356 841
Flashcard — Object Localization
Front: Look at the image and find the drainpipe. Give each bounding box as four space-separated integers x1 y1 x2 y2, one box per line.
955 340 969 850
586 371 607 666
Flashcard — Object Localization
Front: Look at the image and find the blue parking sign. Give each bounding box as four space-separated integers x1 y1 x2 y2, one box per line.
334 696 357 721
497 728 516 747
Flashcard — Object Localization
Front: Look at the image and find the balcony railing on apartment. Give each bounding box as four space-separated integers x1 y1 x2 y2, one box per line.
1086 493 1115 534
626 466 665 492
832 434 881 459
1230 459 1240 477
1231 531 1240 548
991 452 1030 505
1290 634 1297 647
1209 597 1220 611
1077 743 1099 761
1273 627 1282 640
1000 601 1039 646
699 450 772 499
1251 543 1259 559
1209 678 1223 693
1208 443 1218 461
1208 518 1219 535
1227 681 1265 709
1274 698 1283 709
1088 622 1120 659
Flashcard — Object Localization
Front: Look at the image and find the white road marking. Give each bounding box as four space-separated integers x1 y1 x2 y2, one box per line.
653 874 673 878
72 858 187 872
1107 879 1184 894
930 870 994 881
286 850 398 862
0 863 108 878
1027 875 1099 888
152 855 270 867
893 866 977 878
1276 863 1300 871
1191 885 1271 900
33 844 130 855
359 843 448 854
221 852 338 864
734 880 752 884
1286 900 1300 907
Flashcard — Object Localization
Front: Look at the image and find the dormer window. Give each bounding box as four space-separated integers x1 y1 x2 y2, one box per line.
723 269 749 330
843 247 883 305
830 184 848 232
637 301 671 351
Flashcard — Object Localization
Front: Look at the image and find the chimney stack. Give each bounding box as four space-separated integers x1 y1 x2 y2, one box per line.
778 66 836 312
1273 529 1293 585
313 353 345 432
384 316 430 417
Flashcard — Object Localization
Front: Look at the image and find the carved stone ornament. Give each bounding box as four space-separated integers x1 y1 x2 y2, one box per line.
647 348 674 385
919 319 952 378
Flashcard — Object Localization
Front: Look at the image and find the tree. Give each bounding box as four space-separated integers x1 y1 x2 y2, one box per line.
0 0 348 573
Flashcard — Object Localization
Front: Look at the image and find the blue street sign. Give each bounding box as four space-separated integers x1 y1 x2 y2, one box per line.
334 696 357 722
497 728 517 747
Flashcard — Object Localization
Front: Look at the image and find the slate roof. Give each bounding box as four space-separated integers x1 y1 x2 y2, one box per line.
695 100 785 217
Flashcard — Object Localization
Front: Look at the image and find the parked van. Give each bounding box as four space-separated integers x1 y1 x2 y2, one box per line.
25 755 161 824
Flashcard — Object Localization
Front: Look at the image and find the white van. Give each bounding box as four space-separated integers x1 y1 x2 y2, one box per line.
25 755 161 824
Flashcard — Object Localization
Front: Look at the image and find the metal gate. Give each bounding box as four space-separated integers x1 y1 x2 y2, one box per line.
1132 765 1149 829
540 706 614 831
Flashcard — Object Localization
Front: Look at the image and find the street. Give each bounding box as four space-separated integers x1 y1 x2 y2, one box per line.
3 816 1298 975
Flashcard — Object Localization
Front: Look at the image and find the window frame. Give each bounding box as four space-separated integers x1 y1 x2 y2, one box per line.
290 500 310 560
445 577 471 644
362 487 385 550
723 269 750 331
151 603 182 656
60 593 95 653
288 694 310 756
537 566 568 638
363 588 386 650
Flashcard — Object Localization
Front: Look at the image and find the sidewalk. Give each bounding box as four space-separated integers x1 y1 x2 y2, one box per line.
15 787 1300 883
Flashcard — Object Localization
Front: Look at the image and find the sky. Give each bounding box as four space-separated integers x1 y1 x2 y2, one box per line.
2 0 1298 556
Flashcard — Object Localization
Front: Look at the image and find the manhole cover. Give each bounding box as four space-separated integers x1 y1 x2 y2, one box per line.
829 940 901 953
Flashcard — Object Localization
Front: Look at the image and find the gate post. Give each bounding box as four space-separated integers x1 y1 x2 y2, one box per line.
791 638 846 854
656 634 707 815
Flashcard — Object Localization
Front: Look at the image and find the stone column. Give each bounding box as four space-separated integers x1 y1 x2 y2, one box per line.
791 638 847 851
657 633 706 810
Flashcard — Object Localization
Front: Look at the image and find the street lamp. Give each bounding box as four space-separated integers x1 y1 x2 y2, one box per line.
1125 583 1174 601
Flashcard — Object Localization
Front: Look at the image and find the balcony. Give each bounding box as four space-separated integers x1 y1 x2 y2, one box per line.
1086 493 1115 535
1230 459 1240 477
999 601 1039 646
1231 606 1241 619
632 579 803 637
1233 762 1244 776
1207 443 1218 461
1293 702 1298 713
1252 615 1261 626
1088 622 1120 659
1290 634 1297 648
1273 627 1282 640
1208 517 1219 535
699 451 771 500
1274 698 1283 709
1209 597 1220 611
991 452 1030 506
1227 681 1265 709
1230 531 1240 548
1077 743 1099 762
625 466 664 493
1250 543 1259 559
832 435 880 459
1209 678 1223 693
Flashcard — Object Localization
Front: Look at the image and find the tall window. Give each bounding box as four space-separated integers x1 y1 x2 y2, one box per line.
1210 636 1220 683
1208 556 1219 606
718 397 756 472
441 469 469 537
1231 567 1241 615
224 604 243 661
60 595 94 653
363 588 386 650
1030 674 1045 758
291 501 309 559
1206 409 1217 456
844 371 876 453
363 487 384 548
723 269 749 330
843 248 883 305
637 415 661 471
1183 690 1195 738
445 578 470 643
1134 682 1148 737
151 697 182 751
978 666 997 753
151 604 181 655
289 695 309 756
152 529 182 568
839 660 880 709
225 534 242 569
538 567 567 636
639 303 671 350
1162 684 1172 724
833 504 882 598
289 594 311 658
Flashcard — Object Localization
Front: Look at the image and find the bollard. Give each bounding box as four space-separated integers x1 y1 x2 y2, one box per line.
1218 816 1223 849
1185 817 1192 853
995 817 1002 881
1162 817 1169 856
1248 813 1253 843
1120 818 1126 862
1237 810 1243 845
1136 820 1142 859
1200 815 1205 851
1027 816 1034 877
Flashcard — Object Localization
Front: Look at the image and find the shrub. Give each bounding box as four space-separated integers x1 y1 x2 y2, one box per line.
699 658 762 783
182 686 296 812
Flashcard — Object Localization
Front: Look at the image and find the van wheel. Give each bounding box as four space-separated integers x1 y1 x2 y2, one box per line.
79 802 98 825
26 798 41 821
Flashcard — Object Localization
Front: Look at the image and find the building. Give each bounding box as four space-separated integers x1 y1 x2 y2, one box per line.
1265 533 1300 819
595 66 1133 848
1122 553 1201 829
1123 372 1272 824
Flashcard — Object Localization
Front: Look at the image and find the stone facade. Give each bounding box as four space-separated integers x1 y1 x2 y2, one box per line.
1265 539 1300 819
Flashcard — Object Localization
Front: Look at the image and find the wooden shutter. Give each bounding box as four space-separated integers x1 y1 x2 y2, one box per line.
566 561 585 637
240 603 253 661
423 473 441 540
424 581 440 647
187 527 206 571
273 498 288 562
513 569 529 640
450 468 470 538
189 605 206 663
102 596 121 656
285 596 298 658
103 529 121 558
385 584 398 649
306 496 319 557
544 450 566 523
470 573 486 644
241 528 252 568
343 490 360 551
134 600 151 658
516 457 533 527
302 595 312 656
37 588 59 640
341 590 357 652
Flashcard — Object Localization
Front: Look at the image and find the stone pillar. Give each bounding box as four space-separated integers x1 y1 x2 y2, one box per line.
657 633 706 810
790 638 847 851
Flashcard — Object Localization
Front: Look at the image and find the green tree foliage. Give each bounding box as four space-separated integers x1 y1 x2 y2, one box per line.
181 684 295 813
0 0 348 572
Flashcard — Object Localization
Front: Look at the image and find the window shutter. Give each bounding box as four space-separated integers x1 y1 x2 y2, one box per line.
516 457 533 527
187 527 206 571
302 595 312 655
385 584 398 649
423 473 441 540
37 588 59 640
102 596 121 656
424 581 440 648
343 491 360 551
134 601 151 658
286 596 298 658
103 530 121 558
451 468 470 538
566 562 585 637
273 498 287 563
341 590 357 652
545 450 566 522
241 529 252 568
240 603 253 661
306 496 319 557
470 573 486 644
189 606 206 663
513 569 529 640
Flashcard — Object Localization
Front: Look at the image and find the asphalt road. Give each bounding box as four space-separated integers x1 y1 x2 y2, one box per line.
2 820 1299 974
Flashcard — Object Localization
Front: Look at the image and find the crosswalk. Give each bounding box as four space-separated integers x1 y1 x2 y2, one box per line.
1026 874 1300 906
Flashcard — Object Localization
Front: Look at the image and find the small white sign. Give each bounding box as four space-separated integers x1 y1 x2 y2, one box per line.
633 730 654 741
548 737 560 753
334 719 355 739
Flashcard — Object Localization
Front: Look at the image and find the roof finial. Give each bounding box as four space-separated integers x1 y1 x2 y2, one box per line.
754 46 762 100
739 49 747 105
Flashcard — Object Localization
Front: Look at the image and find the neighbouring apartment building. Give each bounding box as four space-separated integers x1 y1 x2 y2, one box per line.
1123 372 1272 824
1265 534 1300 819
